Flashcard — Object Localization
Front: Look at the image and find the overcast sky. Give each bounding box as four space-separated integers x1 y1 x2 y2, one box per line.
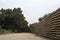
0 0 60 24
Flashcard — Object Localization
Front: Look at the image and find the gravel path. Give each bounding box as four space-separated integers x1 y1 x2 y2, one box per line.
0 33 51 40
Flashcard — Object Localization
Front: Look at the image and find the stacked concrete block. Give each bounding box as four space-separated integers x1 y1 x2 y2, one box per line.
30 8 60 39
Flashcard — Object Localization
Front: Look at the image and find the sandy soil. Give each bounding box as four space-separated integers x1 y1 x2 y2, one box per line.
0 33 51 40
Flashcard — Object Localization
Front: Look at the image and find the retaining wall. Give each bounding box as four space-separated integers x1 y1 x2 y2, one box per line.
30 8 60 39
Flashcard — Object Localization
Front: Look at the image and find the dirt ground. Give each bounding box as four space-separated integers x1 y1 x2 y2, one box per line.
0 33 51 40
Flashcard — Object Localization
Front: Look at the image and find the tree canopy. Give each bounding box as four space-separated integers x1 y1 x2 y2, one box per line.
38 13 51 22
0 8 31 32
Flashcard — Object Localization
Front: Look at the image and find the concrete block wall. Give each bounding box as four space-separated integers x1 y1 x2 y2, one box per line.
30 8 60 39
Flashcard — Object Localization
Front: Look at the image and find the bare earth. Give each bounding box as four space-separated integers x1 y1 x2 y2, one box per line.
0 33 51 40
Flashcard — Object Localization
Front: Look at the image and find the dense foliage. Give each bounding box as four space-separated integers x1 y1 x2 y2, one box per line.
0 8 31 33
38 13 51 21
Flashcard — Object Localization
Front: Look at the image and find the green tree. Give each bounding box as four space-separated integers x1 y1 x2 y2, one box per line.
0 8 30 32
38 13 51 21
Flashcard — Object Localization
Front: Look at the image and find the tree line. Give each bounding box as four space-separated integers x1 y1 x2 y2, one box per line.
0 8 31 33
